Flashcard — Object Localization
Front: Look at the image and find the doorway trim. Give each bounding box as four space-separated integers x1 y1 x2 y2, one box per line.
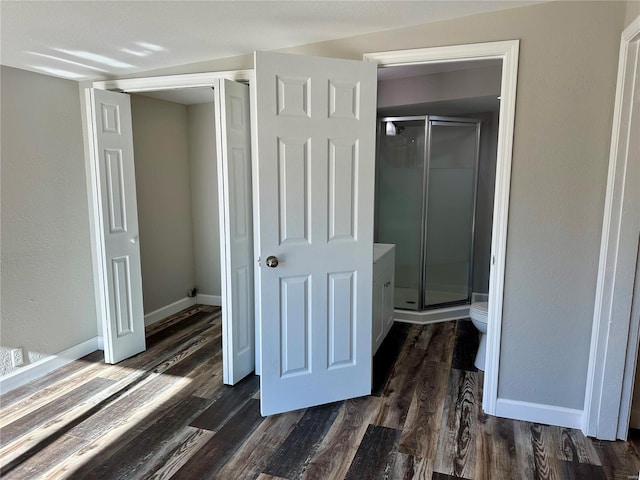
364 39 520 416
583 15 640 440
79 69 259 370
92 69 254 92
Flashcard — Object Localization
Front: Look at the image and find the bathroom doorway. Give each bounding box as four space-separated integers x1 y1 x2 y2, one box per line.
365 41 519 416
372 59 501 317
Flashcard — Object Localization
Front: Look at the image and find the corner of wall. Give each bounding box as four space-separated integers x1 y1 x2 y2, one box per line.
0 337 100 394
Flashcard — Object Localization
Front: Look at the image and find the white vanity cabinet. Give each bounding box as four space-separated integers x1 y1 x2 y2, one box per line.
373 243 395 354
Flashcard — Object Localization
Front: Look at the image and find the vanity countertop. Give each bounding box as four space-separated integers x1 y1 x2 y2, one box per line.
373 243 395 263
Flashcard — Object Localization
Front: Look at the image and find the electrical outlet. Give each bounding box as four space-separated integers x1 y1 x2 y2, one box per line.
11 347 24 367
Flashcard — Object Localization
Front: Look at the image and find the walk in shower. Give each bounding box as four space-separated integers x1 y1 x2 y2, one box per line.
375 116 481 311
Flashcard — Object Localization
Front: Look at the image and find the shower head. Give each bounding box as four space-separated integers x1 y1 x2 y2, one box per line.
385 121 406 136
385 121 397 136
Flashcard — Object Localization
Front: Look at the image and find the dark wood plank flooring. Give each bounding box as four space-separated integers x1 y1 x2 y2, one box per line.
1 304 639 479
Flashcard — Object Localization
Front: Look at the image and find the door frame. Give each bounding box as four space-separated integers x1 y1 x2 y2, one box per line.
583 15 640 440
364 39 520 416
79 69 260 370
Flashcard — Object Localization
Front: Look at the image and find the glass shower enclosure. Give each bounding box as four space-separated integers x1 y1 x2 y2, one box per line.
375 116 481 311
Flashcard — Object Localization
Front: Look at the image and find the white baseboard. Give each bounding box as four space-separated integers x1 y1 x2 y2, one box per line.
394 305 470 325
495 398 583 429
144 297 196 326
97 336 104 350
0 337 100 394
196 294 222 306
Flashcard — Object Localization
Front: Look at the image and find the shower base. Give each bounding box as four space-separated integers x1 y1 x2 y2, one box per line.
394 304 471 325
394 286 470 311
392 292 488 325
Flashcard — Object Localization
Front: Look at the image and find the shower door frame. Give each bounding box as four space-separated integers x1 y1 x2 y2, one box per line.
375 115 428 312
376 115 481 312
364 40 520 418
423 116 481 310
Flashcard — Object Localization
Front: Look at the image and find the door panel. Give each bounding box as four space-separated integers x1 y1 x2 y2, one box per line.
255 51 377 415
112 256 134 336
329 139 358 241
280 274 311 376
328 271 355 367
216 79 255 385
90 89 145 364
104 149 127 232
278 137 310 244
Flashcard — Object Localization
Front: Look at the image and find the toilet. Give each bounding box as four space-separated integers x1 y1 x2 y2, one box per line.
470 302 488 370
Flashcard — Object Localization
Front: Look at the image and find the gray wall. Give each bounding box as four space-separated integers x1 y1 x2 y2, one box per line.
0 66 97 376
378 66 501 109
130 95 195 314
627 0 640 27
137 1 625 409
188 103 221 297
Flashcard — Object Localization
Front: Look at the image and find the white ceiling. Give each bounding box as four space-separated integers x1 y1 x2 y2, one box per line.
1 1 541 81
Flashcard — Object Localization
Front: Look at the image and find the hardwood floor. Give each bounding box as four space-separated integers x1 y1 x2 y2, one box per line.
1 305 639 479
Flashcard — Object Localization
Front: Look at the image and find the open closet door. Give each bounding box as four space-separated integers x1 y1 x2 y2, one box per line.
215 79 255 385
89 89 146 363
255 51 377 415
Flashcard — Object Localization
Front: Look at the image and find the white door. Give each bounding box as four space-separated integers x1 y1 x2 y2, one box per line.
255 51 377 415
90 89 146 364
215 79 255 385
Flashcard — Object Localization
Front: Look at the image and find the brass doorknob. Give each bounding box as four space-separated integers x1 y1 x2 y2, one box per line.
266 256 279 268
